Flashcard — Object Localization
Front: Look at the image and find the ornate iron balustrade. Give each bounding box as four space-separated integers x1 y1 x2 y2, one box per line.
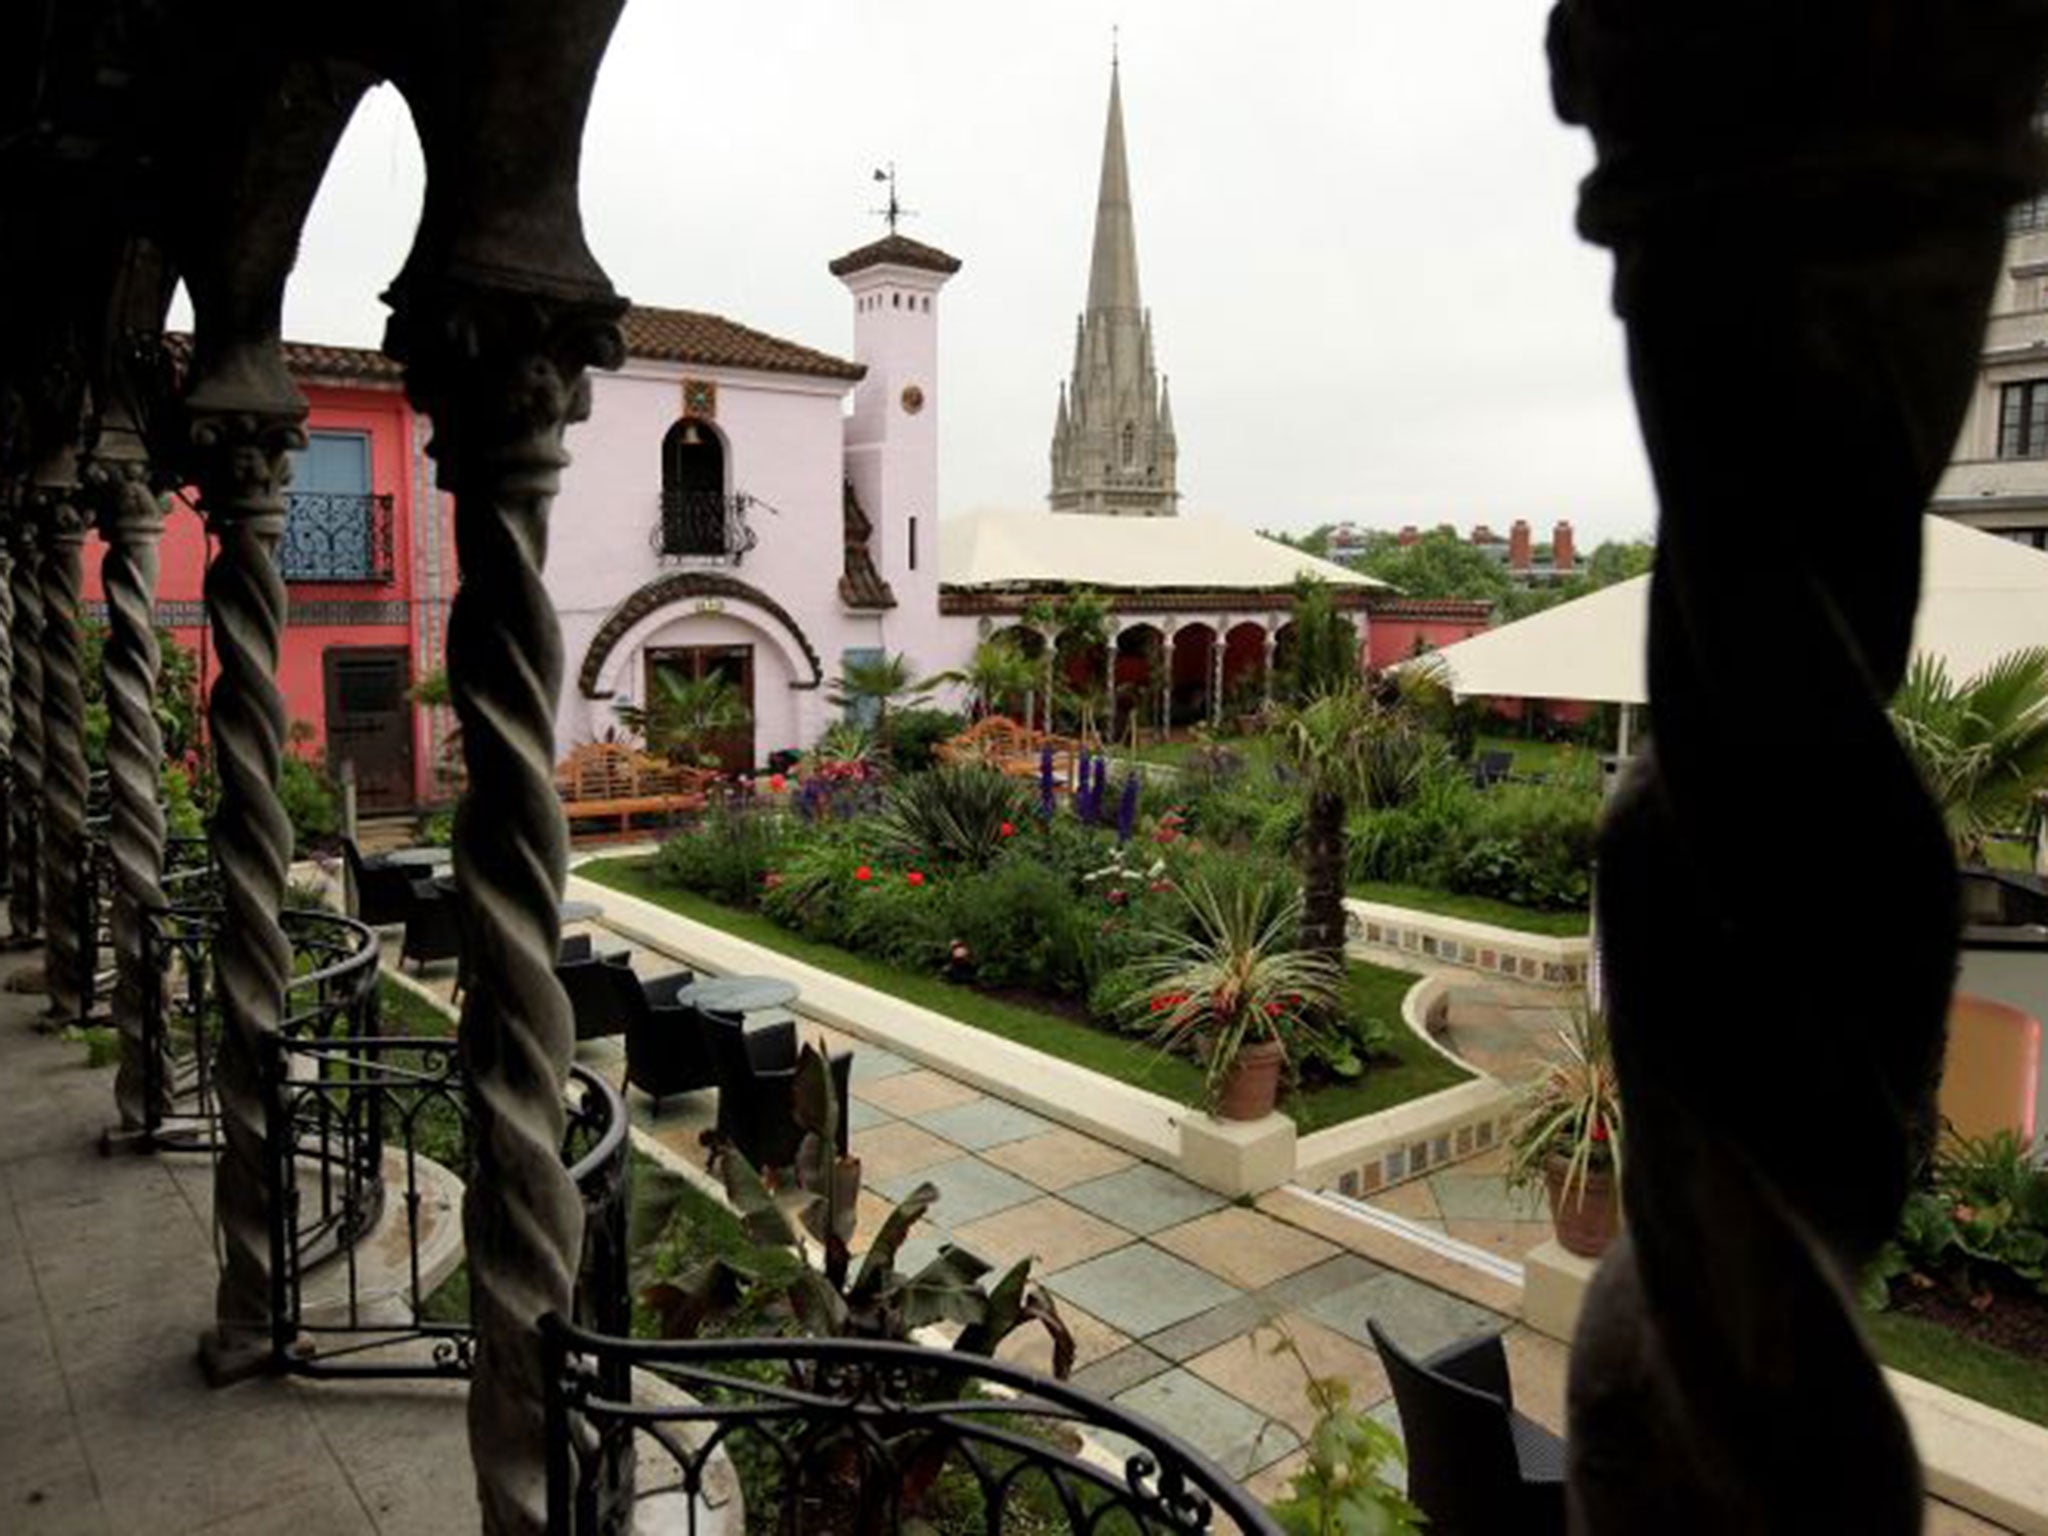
264 1010 629 1380
279 491 396 584
540 1327 1285 1536
654 488 758 564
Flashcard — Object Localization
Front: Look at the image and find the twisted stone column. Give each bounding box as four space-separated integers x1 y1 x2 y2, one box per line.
1160 628 1176 735
191 402 303 1381
0 532 15 897
1547 3 2048 1529
39 494 91 1021
7 520 42 943
90 460 166 1133
387 287 622 1536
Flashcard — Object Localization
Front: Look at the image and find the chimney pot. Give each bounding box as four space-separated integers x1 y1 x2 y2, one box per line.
1509 520 1533 570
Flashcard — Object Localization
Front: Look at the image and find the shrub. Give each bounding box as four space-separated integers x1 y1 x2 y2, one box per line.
943 855 1091 995
1448 781 1598 910
839 864 954 972
653 807 793 908
881 707 967 772
280 741 340 849
871 765 1033 871
1864 1130 2048 1308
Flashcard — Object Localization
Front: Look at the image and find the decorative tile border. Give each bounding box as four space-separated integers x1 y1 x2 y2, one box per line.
1297 968 1517 1198
1345 898 1590 991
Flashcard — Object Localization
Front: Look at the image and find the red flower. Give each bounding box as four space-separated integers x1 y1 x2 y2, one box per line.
763 872 783 890
1149 879 1173 894
1149 996 1168 1013
1265 1001 1284 1018
768 773 787 792
855 865 873 882
1590 1120 1610 1143
1107 888 1128 906
999 821 1016 838
906 871 926 887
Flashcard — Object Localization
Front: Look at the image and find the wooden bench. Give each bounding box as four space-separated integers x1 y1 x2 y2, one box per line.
555 742 716 836
935 716 1083 785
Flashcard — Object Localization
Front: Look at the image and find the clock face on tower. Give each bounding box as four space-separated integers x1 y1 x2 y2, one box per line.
900 384 925 416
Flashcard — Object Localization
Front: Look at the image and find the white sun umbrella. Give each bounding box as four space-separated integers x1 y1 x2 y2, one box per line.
1423 516 2048 713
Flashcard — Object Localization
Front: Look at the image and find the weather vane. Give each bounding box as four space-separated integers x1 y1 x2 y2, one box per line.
871 162 915 234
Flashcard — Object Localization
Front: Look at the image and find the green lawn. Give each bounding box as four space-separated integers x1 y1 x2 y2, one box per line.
379 975 458 1036
1864 1308 2048 1429
1473 732 1599 782
1348 879 1590 938
579 857 1468 1134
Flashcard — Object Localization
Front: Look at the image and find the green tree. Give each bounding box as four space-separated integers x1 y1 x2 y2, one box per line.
1263 523 1336 558
1587 538 1656 587
1024 590 1114 739
616 669 749 766
1285 577 1360 702
825 651 931 733
1352 529 1513 603
1279 686 1435 983
1890 648 2048 865
922 638 1038 720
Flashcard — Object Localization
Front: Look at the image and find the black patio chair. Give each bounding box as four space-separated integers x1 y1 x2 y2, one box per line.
620 973 720 1108
398 878 464 978
343 836 417 928
559 951 694 1046
1471 749 1514 790
704 1008 852 1172
1367 1320 1565 1536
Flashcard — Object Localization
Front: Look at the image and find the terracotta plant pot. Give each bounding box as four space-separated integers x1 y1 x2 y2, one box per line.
1544 1155 1620 1258
1216 1038 1286 1121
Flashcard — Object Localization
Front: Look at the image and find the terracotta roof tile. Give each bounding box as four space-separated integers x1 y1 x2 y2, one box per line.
827 233 963 278
619 306 864 381
162 333 404 383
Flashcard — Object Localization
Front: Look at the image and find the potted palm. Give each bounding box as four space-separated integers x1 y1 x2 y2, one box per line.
1506 1007 1624 1257
1127 877 1343 1121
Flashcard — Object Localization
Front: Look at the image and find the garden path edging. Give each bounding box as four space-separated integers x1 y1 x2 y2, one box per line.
1346 896 1590 990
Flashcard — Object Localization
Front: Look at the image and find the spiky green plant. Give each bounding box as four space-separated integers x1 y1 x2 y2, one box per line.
871 764 1033 870
1890 648 2048 864
924 639 1040 721
1505 1007 1623 1213
1122 877 1342 1109
615 669 748 766
827 652 931 733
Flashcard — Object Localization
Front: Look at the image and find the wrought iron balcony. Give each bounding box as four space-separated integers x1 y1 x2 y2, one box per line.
655 487 758 564
280 490 396 584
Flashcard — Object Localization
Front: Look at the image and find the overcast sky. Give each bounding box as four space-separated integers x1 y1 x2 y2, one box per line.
235 1 1661 544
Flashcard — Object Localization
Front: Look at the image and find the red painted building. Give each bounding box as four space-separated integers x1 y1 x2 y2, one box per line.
85 340 450 812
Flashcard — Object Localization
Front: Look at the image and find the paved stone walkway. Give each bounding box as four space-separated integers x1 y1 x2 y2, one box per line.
394 911 1571 1496
0 946 478 1536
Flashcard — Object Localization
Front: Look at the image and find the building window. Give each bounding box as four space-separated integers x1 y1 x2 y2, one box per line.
659 416 753 560
1121 421 1136 466
282 430 392 583
1999 380 2048 459
892 292 900 309
908 515 918 572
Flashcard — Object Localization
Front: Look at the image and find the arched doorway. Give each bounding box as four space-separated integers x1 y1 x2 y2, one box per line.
1170 623 1216 728
1112 623 1165 741
660 417 729 556
1223 622 1270 723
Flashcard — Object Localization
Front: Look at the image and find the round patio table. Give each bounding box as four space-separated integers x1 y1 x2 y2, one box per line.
677 976 800 1017
383 847 452 869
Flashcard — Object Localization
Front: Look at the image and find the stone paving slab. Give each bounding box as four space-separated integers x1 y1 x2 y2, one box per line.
950 1195 1132 1275
872 1155 1038 1227
910 1096 1055 1151
1111 1368 1301 1480
1043 1244 1243 1338
851 1068 982 1117
979 1125 1136 1190
1304 1270 1508 1358
1430 1168 1547 1223
1060 1162 1228 1235
1184 1313 1391 1438
1151 1207 1338 1292
1069 1342 1175 1399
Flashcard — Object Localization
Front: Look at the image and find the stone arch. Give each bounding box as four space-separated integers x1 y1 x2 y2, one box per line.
579 571 824 699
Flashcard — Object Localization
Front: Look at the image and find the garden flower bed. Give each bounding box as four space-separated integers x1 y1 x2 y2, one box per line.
580 855 1468 1135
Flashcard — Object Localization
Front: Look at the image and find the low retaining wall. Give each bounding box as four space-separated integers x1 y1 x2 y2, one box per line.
1296 969 1516 1198
1346 897 1590 990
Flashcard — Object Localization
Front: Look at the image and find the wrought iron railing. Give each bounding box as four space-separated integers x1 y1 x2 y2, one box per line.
264 1016 629 1379
654 488 758 563
540 1328 1285 1536
280 491 396 584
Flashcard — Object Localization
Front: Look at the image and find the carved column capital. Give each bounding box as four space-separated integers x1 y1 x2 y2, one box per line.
85 455 167 544
185 406 306 538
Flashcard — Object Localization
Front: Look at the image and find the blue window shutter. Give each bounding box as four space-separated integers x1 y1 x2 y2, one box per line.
293 431 372 493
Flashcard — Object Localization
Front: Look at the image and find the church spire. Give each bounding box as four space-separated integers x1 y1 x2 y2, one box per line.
1049 58 1179 518
1085 60 1142 317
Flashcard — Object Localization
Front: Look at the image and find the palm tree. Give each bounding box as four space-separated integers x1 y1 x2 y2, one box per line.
1890 647 2048 864
1279 685 1436 975
615 670 748 766
924 639 1038 720
826 651 930 733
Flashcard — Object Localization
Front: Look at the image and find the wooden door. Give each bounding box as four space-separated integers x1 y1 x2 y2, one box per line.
324 647 415 812
644 644 755 775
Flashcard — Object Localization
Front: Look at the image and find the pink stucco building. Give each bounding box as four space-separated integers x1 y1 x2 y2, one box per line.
547 234 962 770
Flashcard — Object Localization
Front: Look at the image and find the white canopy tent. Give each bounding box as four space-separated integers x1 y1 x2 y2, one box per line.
1423 517 2048 707
941 508 1384 592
